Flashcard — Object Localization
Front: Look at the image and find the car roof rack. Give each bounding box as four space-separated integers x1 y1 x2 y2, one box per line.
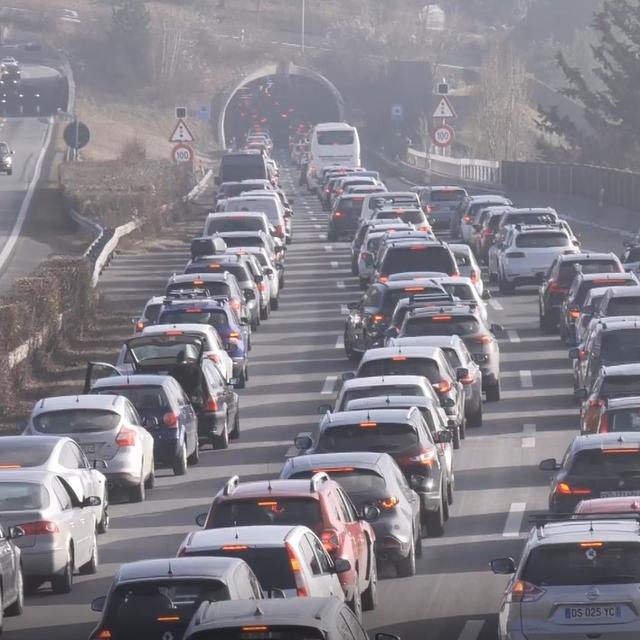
529 512 640 534
164 289 212 302
223 475 240 496
408 292 456 305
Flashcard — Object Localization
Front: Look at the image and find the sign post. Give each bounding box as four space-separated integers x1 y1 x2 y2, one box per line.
431 124 455 148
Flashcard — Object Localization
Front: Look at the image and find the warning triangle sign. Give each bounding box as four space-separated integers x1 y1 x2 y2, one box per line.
432 96 456 119
169 118 195 143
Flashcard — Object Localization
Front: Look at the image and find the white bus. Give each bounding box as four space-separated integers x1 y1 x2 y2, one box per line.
307 122 360 191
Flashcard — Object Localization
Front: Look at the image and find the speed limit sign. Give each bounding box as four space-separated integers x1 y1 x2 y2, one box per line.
172 143 194 164
431 124 455 148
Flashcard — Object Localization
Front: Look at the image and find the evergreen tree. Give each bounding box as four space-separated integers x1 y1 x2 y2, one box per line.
537 0 640 169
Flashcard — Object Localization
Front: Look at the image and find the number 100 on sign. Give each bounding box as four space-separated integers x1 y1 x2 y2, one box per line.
172 143 194 163
432 125 454 148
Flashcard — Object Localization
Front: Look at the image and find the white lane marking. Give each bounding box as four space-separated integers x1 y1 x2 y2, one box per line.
324 245 333 252
522 423 536 448
337 280 345 289
311 217 318 221
321 375 337 394
318 233 325 239
335 335 344 349
503 502 526 537
457 619 485 640
0 117 54 272
519 370 533 388
331 261 338 268
507 330 520 343
341 304 349 315
488 299 504 311
314 224 322 229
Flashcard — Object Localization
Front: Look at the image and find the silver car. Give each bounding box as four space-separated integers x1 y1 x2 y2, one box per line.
24 395 155 503
448 244 484 296
0 469 100 593
0 435 109 533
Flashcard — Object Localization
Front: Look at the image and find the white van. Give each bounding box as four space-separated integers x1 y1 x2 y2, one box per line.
307 122 360 192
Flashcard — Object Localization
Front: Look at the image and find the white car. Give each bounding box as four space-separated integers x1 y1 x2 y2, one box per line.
448 244 484 295
177 524 348 600
131 295 164 334
225 246 280 309
431 275 489 324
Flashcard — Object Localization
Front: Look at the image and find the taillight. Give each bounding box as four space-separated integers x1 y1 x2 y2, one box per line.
470 271 480 283
94 631 112 640
19 521 59 535
163 412 179 428
569 309 580 320
401 449 436 466
378 496 399 509
548 280 568 294
285 543 309 596
332 211 343 218
276 225 284 237
474 335 493 344
588 398 605 409
371 314 384 323
482 229 493 238
206 397 219 412
228 331 241 340
599 413 609 433
256 283 266 293
116 428 136 447
556 482 591 496
207 353 221 363
463 215 472 223
135 320 144 332
434 379 452 393
359 251 370 261
320 529 340 554
508 580 546 603
460 372 475 384
506 251 526 258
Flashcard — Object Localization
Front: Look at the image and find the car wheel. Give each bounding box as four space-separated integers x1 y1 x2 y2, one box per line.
236 369 247 389
129 470 146 503
361 556 377 611
539 309 555 334
270 296 279 310
459 417 467 440
499 273 515 295
349 587 363 621
468 403 483 427
97 500 109 534
6 566 23 617
425 494 445 537
213 416 229 450
442 489 450 521
230 411 240 440
188 437 200 465
145 459 155 488
79 535 98 575
51 547 73 594
451 425 461 450
396 535 416 577
414 526 423 558
447 479 454 506
260 305 268 320
486 381 501 402
351 261 358 276
173 441 187 476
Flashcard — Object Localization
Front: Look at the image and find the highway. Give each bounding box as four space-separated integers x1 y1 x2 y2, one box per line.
4 161 633 640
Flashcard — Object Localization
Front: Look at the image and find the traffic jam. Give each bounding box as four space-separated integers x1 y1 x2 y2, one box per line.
5 120 640 640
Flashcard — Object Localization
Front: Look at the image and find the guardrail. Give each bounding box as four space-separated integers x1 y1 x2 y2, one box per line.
406 148 502 186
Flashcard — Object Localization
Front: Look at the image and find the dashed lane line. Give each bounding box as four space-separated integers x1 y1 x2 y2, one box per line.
522 423 536 448
321 375 338 394
519 370 533 388
503 502 526 537
507 330 520 343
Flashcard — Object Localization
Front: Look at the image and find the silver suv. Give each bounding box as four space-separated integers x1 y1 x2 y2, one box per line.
491 514 640 639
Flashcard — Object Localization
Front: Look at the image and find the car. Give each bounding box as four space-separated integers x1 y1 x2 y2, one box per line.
580 395 640 435
131 295 165 334
330 175 381 209
195 474 378 616
538 252 624 332
359 192 421 221
493 206 559 240
237 188 295 242
575 495 640 514
491 514 640 640
327 195 367 241
183 597 400 640
448 244 483 295
24 395 155 503
0 521 24 626
293 408 452 539
387 291 460 337
0 141 13 175
88 557 264 640
214 180 274 208
203 211 276 239
89 374 200 472
390 303 503 401
369 207 431 231
223 195 288 243
217 150 269 184
177 525 349 600
574 286 626 347
347 345 467 444
594 284 640 320
558 271 635 342
373 240 458 284
472 208 511 262
350 220 414 276
540 432 640 511
411 185 468 230
454 194 513 241
620 241 640 273
0 469 100 593
431 275 490 324
343 280 448 359
224 246 280 310
156 300 250 388
495 224 579 293
0 435 109 533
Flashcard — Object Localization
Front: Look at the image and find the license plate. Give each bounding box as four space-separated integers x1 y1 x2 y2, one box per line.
564 605 622 621
600 490 637 497
81 444 95 454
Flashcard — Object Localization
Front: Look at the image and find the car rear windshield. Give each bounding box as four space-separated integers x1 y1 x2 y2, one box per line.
95 386 171 412
601 330 640 363
605 297 640 317
441 283 475 301
576 280 632 306
503 213 556 226
206 217 265 235
159 309 230 330
226 199 278 222
211 498 323 531
166 282 230 297
375 210 425 224
317 130 354 145
128 341 200 364
371 196 419 211
487 214 504 230
609 408 640 432
221 236 265 249
335 198 364 218
570 449 640 476
33 409 121 434
626 248 640 262
451 250 472 267
105 579 229 631
522 542 640 586
221 158 266 182
358 358 441 382
0 482 49 510
190 627 325 640
185 548 294 591
515 232 569 248
220 183 267 199
292 469 387 502
430 189 466 203
602 375 640 398
382 287 443 313
318 423 418 454
559 260 619 285
382 247 454 275
0 440 56 467
185 264 250 283
404 316 480 337
442 347 462 368
342 386 423 407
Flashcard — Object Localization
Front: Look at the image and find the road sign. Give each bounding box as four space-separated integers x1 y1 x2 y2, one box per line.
175 107 187 119
63 121 90 150
169 118 194 143
432 124 455 148
432 96 456 119
172 143 193 164
197 105 210 122
390 104 404 123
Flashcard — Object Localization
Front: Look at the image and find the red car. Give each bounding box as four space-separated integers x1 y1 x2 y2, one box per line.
195 473 378 618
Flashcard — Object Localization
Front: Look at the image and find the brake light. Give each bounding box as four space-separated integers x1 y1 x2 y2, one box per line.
135 320 145 332
94 631 112 640
434 379 452 393
418 225 431 232
207 353 221 363
470 271 480 283
603 448 640 454
409 245 427 251
186 308 203 313
320 529 340 554
404 286 425 292
286 543 309 596
206 397 219 411
19 521 59 535
256 283 266 293
359 421 378 428
157 616 180 623
474 335 493 344
460 373 475 384
164 330 183 336
599 413 609 433
432 315 452 321
163 412 179 428
372 314 384 322
378 496 399 509
228 331 241 340
463 215 472 223
506 252 526 258
116 428 136 447
579 541 604 548
0 464 20 469
222 544 249 551
193 279 204 286
312 467 354 473
276 225 284 237
243 626 269 633
508 580 546 603
482 228 493 238
402 449 436 466
556 482 591 495
569 309 580 320
208 263 222 269
392 355 407 361
548 280 568 294
333 211 343 218
588 398 605 408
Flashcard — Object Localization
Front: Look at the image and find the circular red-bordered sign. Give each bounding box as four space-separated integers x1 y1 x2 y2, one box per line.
431 124 455 148
172 143 194 163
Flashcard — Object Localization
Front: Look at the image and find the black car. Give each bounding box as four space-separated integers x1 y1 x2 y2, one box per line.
538 252 623 333
293 408 452 539
327 194 366 241
540 433 640 512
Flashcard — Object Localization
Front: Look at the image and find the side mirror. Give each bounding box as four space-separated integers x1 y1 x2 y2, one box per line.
267 587 286 599
82 496 102 508
538 458 560 471
385 326 399 338
240 318 249 326
276 245 287 253
347 302 358 310
294 434 313 451
456 367 469 381
244 290 256 301
575 388 588 401
195 512 207 527
439 397 455 408
362 505 380 522
254 274 264 283
568 347 581 360
91 595 107 612
317 403 333 415
92 459 108 470
341 371 355 382
409 474 425 490
434 430 452 444
332 557 351 574
142 416 159 428
7 526 24 540
482 290 492 300
490 323 505 335
490 557 516 575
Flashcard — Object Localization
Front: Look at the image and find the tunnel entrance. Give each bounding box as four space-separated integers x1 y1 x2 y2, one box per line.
219 64 344 149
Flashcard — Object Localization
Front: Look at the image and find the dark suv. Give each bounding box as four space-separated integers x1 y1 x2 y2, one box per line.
327 195 366 241
373 241 458 283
